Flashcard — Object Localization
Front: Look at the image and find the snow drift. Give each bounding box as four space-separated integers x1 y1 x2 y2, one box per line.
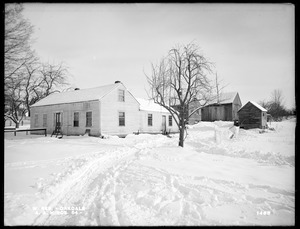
4 119 295 226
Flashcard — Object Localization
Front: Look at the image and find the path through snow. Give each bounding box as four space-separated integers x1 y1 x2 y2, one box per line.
4 119 295 225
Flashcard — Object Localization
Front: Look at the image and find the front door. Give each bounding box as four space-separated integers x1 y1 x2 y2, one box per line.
162 115 166 134
55 112 61 129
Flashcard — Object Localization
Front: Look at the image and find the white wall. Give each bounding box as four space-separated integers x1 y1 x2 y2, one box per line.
139 110 179 134
30 83 179 137
100 83 140 136
261 111 267 129
30 100 100 136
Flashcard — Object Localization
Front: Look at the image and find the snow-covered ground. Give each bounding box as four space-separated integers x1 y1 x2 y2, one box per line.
4 119 295 226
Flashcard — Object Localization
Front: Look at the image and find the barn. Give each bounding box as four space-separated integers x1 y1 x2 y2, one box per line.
237 101 268 129
201 92 242 121
30 81 178 137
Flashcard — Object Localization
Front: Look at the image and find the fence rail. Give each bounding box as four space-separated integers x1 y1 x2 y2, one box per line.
4 128 47 137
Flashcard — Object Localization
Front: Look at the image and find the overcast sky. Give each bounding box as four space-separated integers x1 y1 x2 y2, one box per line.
22 3 295 109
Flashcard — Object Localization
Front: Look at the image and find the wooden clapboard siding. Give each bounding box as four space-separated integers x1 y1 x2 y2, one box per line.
139 111 178 133
30 82 179 137
201 106 209 121
30 100 101 136
201 104 227 121
261 112 267 128
139 111 163 133
224 104 232 121
200 92 242 122
100 83 140 136
238 102 267 129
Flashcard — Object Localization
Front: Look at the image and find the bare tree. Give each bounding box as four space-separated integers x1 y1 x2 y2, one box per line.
24 62 71 117
5 60 70 127
259 89 288 121
271 89 284 105
215 73 220 104
258 99 270 109
4 4 71 126
214 72 229 104
269 89 287 120
146 43 214 147
39 62 70 96
5 3 37 126
22 60 43 117
5 4 36 81
5 76 27 128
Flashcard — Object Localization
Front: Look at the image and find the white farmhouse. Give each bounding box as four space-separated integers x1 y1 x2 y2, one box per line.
30 81 178 137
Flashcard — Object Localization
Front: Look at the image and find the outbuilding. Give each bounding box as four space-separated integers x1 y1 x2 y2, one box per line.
237 101 268 129
201 92 242 122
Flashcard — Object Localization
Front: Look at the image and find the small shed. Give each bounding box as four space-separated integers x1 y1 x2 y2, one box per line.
238 101 267 129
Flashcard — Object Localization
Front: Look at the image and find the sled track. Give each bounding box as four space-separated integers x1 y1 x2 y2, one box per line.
32 145 140 225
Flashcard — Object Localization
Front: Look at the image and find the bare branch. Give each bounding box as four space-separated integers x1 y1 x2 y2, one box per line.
145 42 215 147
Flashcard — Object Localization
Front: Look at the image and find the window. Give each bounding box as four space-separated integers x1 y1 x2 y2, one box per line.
43 114 47 127
118 89 125 102
119 112 125 126
148 114 153 126
86 112 92 127
34 114 39 127
169 115 173 126
74 112 79 127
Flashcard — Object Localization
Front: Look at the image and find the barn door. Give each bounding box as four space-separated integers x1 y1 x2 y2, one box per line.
212 107 217 121
225 106 231 121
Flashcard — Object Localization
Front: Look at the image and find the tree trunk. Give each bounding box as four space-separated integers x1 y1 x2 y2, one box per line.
15 121 19 128
178 127 185 147
26 101 30 117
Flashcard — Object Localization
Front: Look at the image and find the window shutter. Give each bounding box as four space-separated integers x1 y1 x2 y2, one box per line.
53 113 55 127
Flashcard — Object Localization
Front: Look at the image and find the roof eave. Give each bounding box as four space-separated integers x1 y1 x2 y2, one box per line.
30 99 100 108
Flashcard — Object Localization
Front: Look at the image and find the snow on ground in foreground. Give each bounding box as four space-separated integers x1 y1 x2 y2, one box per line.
4 119 295 226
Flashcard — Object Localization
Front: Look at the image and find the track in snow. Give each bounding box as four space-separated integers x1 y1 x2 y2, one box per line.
34 145 294 226
4 131 294 226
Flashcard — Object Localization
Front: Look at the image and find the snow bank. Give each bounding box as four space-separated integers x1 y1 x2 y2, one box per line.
4 119 295 226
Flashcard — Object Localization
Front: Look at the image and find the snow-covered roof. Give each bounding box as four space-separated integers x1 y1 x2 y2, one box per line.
207 92 238 105
238 101 267 112
136 98 170 113
249 101 268 112
31 83 119 107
